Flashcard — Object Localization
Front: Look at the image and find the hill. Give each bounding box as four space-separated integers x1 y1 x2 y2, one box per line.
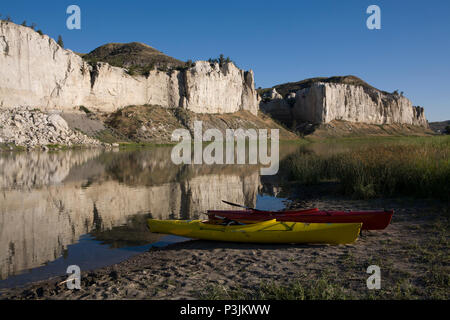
258 75 393 98
429 120 450 134
103 105 299 144
83 42 186 73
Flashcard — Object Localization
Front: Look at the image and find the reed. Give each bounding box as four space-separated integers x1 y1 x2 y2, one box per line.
284 136 450 199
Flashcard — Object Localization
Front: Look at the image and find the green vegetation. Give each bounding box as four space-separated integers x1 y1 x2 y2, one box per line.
283 136 450 200
79 105 92 114
93 128 122 144
57 35 64 48
82 42 186 76
200 276 349 300
0 143 26 152
117 141 175 149
208 54 234 67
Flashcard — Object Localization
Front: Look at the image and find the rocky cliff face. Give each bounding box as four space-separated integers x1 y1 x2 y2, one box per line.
260 81 428 128
0 22 258 115
294 82 428 126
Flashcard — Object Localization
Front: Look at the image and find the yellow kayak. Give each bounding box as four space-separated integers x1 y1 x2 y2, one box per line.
147 219 361 245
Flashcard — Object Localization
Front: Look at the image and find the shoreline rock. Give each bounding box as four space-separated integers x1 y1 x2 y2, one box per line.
0 107 104 150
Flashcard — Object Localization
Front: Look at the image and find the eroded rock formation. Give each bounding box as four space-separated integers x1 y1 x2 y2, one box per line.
260 81 428 128
0 21 258 115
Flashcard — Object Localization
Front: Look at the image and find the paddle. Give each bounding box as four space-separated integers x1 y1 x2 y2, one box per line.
221 200 263 212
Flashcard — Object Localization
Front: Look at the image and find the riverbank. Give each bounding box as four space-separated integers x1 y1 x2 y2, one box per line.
1 194 447 300
0 107 105 151
0 105 299 152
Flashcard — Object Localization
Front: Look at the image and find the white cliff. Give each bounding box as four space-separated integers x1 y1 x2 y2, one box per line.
260 82 428 127
0 21 258 115
294 82 428 126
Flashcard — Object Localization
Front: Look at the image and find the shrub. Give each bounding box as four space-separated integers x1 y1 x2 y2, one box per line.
79 106 92 114
126 67 137 76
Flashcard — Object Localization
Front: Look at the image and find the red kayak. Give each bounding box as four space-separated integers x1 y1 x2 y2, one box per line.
208 208 320 221
207 209 394 230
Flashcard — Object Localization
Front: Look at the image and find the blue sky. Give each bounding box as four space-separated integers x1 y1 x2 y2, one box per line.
1 0 449 121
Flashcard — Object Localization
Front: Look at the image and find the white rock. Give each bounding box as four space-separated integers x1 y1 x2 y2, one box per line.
48 114 69 132
293 82 428 126
0 22 258 115
0 107 102 148
260 82 428 128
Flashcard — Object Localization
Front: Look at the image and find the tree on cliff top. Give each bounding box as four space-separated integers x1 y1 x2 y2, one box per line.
57 35 64 48
208 54 234 67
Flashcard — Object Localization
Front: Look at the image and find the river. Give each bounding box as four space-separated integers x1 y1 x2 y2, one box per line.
0 144 301 288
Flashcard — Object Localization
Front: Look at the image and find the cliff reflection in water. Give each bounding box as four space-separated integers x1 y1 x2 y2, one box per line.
0 146 300 280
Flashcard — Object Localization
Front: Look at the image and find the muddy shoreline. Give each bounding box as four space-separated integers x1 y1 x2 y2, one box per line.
1 194 448 300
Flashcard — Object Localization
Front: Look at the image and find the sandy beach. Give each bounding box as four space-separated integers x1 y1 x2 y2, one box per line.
1 193 448 300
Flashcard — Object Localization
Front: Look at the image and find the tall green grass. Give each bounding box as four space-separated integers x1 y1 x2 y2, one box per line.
283 136 450 199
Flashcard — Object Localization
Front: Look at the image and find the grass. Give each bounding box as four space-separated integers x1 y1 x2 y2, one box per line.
200 276 350 300
117 142 176 149
93 128 126 144
283 136 450 200
0 143 26 152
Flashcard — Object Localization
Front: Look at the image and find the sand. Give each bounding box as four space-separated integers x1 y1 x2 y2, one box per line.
0 194 448 300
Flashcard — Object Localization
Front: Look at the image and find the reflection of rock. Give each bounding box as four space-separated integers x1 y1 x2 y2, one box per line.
90 213 163 248
0 149 102 189
0 149 263 280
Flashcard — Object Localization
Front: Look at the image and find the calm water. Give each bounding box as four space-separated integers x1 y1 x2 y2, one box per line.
0 145 299 288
